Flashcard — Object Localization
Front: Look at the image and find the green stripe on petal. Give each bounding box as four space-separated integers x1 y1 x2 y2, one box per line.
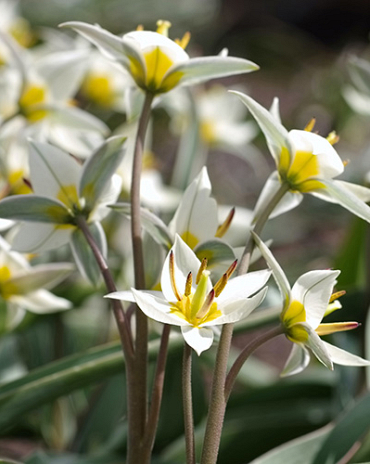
314 178 370 222
79 136 126 212
162 56 259 92
252 232 291 309
0 195 71 224
230 91 290 165
5 264 74 296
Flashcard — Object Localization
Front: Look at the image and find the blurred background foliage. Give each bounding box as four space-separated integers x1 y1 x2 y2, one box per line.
1 0 370 463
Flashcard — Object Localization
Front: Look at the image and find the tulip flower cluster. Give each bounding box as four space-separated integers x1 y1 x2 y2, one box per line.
0 8 368 464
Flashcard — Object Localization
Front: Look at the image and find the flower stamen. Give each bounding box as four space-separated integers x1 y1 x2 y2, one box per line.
175 31 191 50
169 250 182 301
156 20 171 37
196 289 215 319
196 258 208 284
215 207 235 238
304 118 316 132
185 272 192 297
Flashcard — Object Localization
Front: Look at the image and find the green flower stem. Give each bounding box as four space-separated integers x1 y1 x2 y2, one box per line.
142 324 171 460
238 181 290 275
224 325 284 400
130 91 155 463
200 181 289 464
183 343 196 464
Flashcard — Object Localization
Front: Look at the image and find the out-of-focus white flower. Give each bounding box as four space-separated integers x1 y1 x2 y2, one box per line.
0 235 72 331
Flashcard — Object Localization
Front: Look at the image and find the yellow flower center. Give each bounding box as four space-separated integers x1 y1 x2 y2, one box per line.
56 184 81 210
200 121 216 144
167 252 237 328
180 230 199 249
19 84 48 122
0 266 17 299
8 170 32 195
282 300 309 343
170 293 221 327
279 148 325 192
81 73 115 107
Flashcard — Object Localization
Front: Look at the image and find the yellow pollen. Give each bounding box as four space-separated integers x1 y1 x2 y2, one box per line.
156 20 172 36
215 208 235 238
304 118 316 132
175 31 191 50
326 131 339 146
136 24 144 31
81 73 115 107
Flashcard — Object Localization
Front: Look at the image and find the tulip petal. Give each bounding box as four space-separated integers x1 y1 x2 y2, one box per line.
230 91 289 165
35 49 89 101
194 239 236 269
253 172 303 221
169 167 218 247
28 140 81 200
161 235 203 302
181 325 214 355
6 263 74 295
10 289 72 313
131 288 188 326
216 269 271 304
12 223 72 253
163 56 259 90
322 341 370 366
70 222 107 286
252 232 291 308
60 21 143 70
0 195 71 224
291 270 340 330
281 344 310 377
312 178 370 223
298 323 333 370
211 287 268 325
79 136 126 211
110 202 173 249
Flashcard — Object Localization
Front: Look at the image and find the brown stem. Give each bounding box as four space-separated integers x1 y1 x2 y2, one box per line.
129 91 154 463
183 343 196 464
224 325 283 400
237 182 289 275
142 324 171 459
200 323 233 464
200 181 290 464
76 216 134 360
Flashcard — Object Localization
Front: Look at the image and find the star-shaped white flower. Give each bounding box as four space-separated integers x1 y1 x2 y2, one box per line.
253 233 370 376
231 91 370 223
107 235 270 355
60 20 259 95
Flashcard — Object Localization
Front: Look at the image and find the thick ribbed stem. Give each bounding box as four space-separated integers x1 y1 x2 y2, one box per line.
200 181 290 464
183 343 196 464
